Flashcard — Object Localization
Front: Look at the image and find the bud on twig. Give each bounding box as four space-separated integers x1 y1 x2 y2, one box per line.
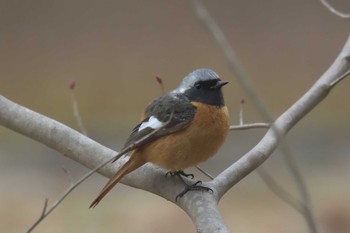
155 75 165 94
69 80 76 90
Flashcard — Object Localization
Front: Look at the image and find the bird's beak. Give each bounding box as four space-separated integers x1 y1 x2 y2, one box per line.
212 80 229 89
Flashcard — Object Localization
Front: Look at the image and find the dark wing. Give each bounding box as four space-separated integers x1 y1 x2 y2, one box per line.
122 93 196 150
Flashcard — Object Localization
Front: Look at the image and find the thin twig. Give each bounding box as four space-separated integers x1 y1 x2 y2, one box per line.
239 99 244 125
330 69 350 87
229 123 270 130
320 0 350 19
237 101 304 215
26 156 115 233
155 75 165 94
69 80 88 136
198 123 271 179
257 168 302 212
62 166 74 186
195 165 214 180
26 199 49 233
25 108 176 232
231 99 270 129
41 198 48 217
199 97 270 179
280 143 319 233
236 100 304 215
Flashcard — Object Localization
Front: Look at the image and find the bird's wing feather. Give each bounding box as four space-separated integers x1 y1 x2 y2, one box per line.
121 93 196 151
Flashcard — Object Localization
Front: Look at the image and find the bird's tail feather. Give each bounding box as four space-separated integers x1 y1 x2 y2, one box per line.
89 155 145 208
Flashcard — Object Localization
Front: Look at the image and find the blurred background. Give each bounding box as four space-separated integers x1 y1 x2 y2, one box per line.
1 0 350 232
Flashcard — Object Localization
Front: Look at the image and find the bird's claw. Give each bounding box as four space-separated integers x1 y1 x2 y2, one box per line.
175 181 213 202
165 170 194 179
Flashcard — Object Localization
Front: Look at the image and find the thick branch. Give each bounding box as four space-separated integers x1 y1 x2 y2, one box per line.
0 95 230 233
211 35 350 199
0 96 115 175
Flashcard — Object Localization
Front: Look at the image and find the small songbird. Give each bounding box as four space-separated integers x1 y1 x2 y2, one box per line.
90 68 229 208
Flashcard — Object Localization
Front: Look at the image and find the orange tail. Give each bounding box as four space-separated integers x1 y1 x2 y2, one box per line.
90 154 145 208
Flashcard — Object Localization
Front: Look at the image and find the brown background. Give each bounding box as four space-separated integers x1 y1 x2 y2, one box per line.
1 0 350 232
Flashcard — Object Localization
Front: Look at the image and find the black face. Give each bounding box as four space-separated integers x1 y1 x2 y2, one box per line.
184 79 228 106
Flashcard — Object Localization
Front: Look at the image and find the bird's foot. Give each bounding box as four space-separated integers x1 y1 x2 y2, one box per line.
165 170 212 201
166 170 194 179
175 180 213 202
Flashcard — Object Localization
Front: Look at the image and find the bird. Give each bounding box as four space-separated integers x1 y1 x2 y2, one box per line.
90 68 229 208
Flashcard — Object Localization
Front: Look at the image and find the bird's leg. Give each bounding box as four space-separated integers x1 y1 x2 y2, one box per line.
172 172 213 202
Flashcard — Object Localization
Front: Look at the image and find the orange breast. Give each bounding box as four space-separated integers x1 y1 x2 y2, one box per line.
135 102 229 171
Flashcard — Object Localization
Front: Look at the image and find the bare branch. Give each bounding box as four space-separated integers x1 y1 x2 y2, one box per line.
69 80 88 136
257 168 302 212
26 198 48 233
24 108 179 231
41 198 49 217
330 69 350 87
62 166 74 186
210 35 350 230
239 99 244 125
229 123 270 130
212 34 350 198
320 0 350 19
27 81 91 232
280 143 318 233
25 155 116 233
195 165 214 180
236 98 306 222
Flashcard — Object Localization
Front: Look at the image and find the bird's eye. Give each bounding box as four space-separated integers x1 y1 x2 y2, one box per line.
195 83 202 89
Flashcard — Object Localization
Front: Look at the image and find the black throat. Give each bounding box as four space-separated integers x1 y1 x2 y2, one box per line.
184 88 225 107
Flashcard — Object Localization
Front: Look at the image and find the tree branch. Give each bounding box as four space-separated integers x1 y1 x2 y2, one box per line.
69 80 88 136
211 34 350 199
0 94 231 233
320 0 350 19
257 167 302 212
26 198 48 233
229 123 270 130
279 143 318 233
1 32 349 232
190 1 349 232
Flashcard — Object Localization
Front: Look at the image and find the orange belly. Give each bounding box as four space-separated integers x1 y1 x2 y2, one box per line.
134 102 229 171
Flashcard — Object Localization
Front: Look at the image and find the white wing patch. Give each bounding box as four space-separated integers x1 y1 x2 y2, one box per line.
138 116 165 132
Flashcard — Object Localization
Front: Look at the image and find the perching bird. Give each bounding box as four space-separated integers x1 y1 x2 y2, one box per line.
90 68 229 208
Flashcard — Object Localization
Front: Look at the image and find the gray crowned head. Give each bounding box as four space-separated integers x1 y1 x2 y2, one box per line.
172 68 228 106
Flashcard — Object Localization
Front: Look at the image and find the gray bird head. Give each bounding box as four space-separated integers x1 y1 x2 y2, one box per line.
172 68 228 106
